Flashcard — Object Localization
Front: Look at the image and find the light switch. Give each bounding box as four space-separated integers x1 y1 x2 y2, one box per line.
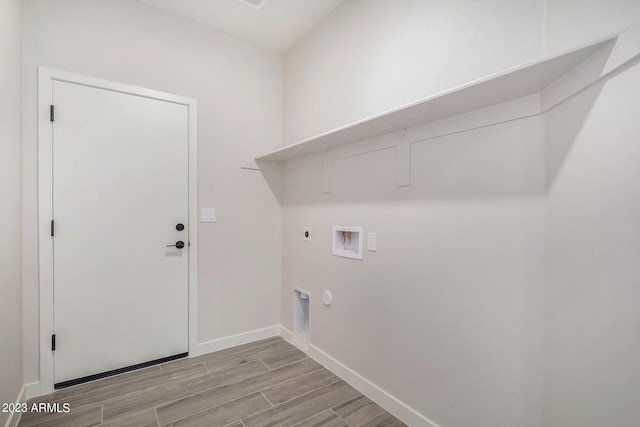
201 208 216 223
367 232 377 251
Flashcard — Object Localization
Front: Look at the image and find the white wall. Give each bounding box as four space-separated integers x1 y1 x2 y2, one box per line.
543 56 640 427
281 1 640 425
0 0 24 421
544 0 640 53
543 3 640 425
281 1 545 425
282 102 546 426
22 0 283 384
283 0 543 145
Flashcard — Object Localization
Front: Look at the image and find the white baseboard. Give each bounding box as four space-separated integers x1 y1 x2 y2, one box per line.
24 382 40 400
279 325 293 343
307 343 440 427
198 325 436 426
3 385 26 427
277 326 435 426
195 325 281 356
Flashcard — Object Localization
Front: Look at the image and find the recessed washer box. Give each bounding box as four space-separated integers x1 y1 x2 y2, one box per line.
332 226 363 260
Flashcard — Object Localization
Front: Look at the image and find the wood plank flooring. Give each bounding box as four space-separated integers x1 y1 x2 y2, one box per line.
19 337 407 427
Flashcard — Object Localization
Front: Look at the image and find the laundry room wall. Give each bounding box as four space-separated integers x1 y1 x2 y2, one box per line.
22 0 283 385
0 0 24 422
283 0 544 145
544 0 640 52
543 51 640 427
542 1 640 423
280 1 640 425
281 111 547 427
281 1 546 425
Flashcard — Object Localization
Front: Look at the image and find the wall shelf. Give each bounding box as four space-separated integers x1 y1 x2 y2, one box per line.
256 35 624 164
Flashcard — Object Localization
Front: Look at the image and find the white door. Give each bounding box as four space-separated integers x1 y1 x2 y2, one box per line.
52 80 189 385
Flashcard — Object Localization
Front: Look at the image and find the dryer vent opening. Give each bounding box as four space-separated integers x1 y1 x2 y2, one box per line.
293 289 310 351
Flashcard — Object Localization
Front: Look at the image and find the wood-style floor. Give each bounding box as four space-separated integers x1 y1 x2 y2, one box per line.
19 337 407 426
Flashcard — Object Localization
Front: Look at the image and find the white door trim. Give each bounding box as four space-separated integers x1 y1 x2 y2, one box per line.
37 67 198 395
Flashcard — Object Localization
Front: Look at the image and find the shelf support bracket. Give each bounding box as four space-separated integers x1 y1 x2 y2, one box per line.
322 151 331 193
397 129 410 187
373 121 410 187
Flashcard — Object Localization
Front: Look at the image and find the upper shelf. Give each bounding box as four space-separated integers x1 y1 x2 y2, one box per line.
256 36 618 163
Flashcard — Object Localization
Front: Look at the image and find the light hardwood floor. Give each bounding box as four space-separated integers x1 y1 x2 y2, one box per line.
19 337 407 426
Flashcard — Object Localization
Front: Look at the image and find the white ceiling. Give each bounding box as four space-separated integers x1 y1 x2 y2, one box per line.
138 0 344 52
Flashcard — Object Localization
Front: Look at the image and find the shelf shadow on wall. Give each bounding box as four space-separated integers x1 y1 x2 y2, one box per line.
544 44 619 190
280 123 549 208
255 160 284 205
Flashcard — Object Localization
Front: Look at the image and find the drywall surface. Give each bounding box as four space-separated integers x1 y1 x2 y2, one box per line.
283 0 543 145
282 113 546 426
544 61 640 426
22 0 282 383
0 0 24 420
544 0 640 53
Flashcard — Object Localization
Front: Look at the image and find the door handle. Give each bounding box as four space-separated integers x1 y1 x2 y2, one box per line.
166 241 185 249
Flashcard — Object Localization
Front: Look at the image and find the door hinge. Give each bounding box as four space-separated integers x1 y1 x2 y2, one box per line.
51 220 54 237
51 334 56 351
50 105 55 122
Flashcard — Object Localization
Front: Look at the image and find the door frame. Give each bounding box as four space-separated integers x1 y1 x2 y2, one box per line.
37 67 198 395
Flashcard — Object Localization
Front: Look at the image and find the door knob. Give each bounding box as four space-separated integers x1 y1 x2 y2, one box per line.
166 240 185 249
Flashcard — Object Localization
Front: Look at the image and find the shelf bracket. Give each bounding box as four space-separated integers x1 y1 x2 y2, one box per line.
373 121 410 187
397 129 410 187
322 151 331 193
